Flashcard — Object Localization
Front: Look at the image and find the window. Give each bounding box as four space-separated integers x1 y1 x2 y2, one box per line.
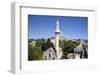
53 57 55 60
49 54 51 58
49 49 51 52
45 56 47 60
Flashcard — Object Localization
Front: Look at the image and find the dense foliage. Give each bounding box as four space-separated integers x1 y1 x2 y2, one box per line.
60 40 80 59
28 38 54 60
35 38 54 51
28 44 43 60
28 38 88 60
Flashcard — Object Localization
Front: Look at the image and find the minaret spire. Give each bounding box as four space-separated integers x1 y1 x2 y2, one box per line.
55 18 60 59
56 18 60 33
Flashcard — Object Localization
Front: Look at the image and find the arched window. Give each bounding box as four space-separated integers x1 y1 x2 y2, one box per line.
53 57 55 60
49 54 51 58
45 56 47 60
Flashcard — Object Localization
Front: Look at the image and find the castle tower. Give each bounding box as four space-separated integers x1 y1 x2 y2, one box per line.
55 19 60 59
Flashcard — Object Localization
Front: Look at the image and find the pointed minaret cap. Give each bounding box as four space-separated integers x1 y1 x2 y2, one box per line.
55 19 60 33
56 18 59 25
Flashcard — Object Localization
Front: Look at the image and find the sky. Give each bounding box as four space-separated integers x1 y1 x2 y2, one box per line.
28 15 88 39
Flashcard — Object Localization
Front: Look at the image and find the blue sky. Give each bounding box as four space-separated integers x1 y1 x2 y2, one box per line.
28 15 88 39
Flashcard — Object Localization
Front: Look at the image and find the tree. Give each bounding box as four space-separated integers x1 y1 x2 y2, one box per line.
28 39 35 43
82 44 88 58
35 39 42 48
59 40 66 49
28 44 43 60
35 38 46 48
60 40 80 59
46 38 54 48
41 38 54 51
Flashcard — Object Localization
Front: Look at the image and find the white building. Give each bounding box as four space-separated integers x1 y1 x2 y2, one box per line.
43 47 63 60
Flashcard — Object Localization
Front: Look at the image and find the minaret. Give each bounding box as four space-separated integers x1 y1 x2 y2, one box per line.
55 19 60 59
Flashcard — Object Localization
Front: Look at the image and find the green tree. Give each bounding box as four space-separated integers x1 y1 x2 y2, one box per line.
60 40 80 59
59 40 66 49
41 38 54 51
28 44 43 60
35 40 42 48
46 38 54 48
35 38 46 48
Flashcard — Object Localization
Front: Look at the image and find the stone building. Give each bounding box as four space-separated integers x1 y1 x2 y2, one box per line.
43 48 57 60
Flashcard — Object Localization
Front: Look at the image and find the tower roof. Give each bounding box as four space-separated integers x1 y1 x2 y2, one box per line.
56 18 59 25
55 19 60 33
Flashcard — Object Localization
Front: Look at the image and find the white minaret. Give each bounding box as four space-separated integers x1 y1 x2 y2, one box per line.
55 19 60 59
